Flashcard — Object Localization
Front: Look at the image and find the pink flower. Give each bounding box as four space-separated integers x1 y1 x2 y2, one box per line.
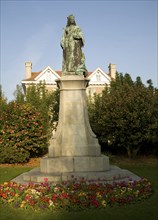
44 178 48 182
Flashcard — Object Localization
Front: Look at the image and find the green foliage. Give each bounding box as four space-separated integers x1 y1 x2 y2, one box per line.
0 102 48 163
88 73 158 158
0 167 32 184
25 83 59 135
26 83 50 133
47 89 60 126
13 84 25 104
0 85 7 104
0 84 2 99
0 83 60 163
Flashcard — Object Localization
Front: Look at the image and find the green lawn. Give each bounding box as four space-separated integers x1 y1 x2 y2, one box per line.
0 167 32 184
0 158 158 220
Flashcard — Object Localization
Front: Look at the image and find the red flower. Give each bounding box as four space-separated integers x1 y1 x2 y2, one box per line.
10 192 15 197
25 195 31 201
44 178 48 182
40 197 50 204
29 200 36 206
60 193 69 199
52 195 57 201
110 196 117 203
1 193 7 199
90 200 99 207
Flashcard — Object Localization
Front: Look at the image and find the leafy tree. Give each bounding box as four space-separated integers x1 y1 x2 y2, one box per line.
46 89 60 133
0 84 2 100
13 82 60 134
14 84 25 103
146 86 158 154
25 82 59 135
88 73 158 158
26 83 42 108
0 85 7 103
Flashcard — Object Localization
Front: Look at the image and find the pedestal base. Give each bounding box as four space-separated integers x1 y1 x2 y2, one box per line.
40 155 110 173
16 155 140 184
13 165 140 184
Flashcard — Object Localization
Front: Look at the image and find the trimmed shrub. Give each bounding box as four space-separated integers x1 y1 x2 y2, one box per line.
0 102 48 163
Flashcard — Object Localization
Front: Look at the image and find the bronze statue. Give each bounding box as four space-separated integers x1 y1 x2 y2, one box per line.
61 15 87 76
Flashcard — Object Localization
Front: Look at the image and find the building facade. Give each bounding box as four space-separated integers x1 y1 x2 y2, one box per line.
22 62 116 96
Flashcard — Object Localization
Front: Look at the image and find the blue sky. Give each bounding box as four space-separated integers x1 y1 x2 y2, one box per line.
1 0 157 101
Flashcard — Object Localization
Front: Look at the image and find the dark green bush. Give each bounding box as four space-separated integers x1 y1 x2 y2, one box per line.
0 102 48 163
88 73 158 158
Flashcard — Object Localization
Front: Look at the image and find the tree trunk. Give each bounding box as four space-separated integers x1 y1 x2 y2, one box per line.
127 146 132 159
126 146 140 159
132 147 140 159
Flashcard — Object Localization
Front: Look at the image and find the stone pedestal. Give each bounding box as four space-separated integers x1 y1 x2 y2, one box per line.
49 75 101 157
41 75 110 176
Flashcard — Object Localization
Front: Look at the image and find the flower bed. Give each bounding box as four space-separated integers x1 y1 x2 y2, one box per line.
0 177 153 211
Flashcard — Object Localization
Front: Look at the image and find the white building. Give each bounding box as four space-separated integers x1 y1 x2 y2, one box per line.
22 62 116 96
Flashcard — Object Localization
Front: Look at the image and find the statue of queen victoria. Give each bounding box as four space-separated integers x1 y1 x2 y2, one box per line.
61 15 87 76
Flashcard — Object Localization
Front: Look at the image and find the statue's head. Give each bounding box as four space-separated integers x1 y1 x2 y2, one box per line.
67 14 76 26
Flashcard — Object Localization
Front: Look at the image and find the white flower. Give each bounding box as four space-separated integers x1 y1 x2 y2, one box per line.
49 200 55 207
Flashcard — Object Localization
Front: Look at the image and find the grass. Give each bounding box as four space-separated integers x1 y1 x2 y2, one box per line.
0 167 32 184
0 156 158 220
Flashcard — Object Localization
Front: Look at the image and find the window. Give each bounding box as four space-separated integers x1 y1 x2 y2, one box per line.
46 72 52 81
96 73 101 81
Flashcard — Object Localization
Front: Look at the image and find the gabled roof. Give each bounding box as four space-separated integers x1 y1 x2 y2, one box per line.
24 71 42 81
55 71 62 77
34 66 61 81
87 67 111 81
22 66 111 82
86 72 93 77
22 66 61 82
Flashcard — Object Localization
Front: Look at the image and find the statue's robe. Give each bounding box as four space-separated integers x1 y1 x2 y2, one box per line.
61 25 84 74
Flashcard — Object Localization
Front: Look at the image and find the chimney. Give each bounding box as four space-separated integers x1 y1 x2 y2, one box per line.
108 63 116 79
25 62 32 79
